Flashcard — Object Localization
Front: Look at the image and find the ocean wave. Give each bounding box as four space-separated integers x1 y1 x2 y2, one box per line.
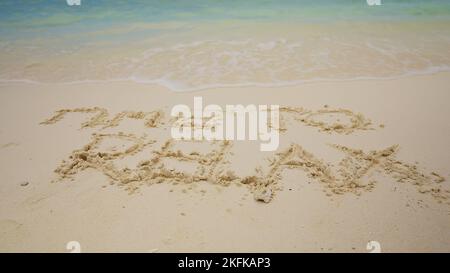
1 38 450 92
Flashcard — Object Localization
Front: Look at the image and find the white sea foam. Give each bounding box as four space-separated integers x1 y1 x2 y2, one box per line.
1 37 450 92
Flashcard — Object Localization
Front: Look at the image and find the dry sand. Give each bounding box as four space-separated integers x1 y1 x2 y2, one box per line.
0 72 449 252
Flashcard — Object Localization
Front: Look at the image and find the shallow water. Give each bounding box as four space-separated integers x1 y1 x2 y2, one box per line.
1 0 450 91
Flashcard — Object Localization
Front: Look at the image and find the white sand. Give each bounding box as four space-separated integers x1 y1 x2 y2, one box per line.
0 72 449 252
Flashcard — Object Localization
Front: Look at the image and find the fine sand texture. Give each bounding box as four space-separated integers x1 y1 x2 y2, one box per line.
0 72 449 252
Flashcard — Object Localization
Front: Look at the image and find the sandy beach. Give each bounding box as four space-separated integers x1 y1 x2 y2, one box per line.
0 72 449 252
1 0 450 254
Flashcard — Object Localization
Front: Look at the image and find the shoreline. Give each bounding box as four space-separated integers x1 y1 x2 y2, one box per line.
1 68 450 93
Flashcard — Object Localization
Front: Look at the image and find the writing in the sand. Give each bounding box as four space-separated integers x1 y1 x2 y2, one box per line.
39 105 449 205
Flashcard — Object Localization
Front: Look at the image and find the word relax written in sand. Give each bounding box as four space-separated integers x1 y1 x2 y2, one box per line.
171 96 280 151
40 106 449 204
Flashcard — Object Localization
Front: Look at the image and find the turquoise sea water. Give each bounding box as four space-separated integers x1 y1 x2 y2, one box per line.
1 0 450 90
2 1 450 38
